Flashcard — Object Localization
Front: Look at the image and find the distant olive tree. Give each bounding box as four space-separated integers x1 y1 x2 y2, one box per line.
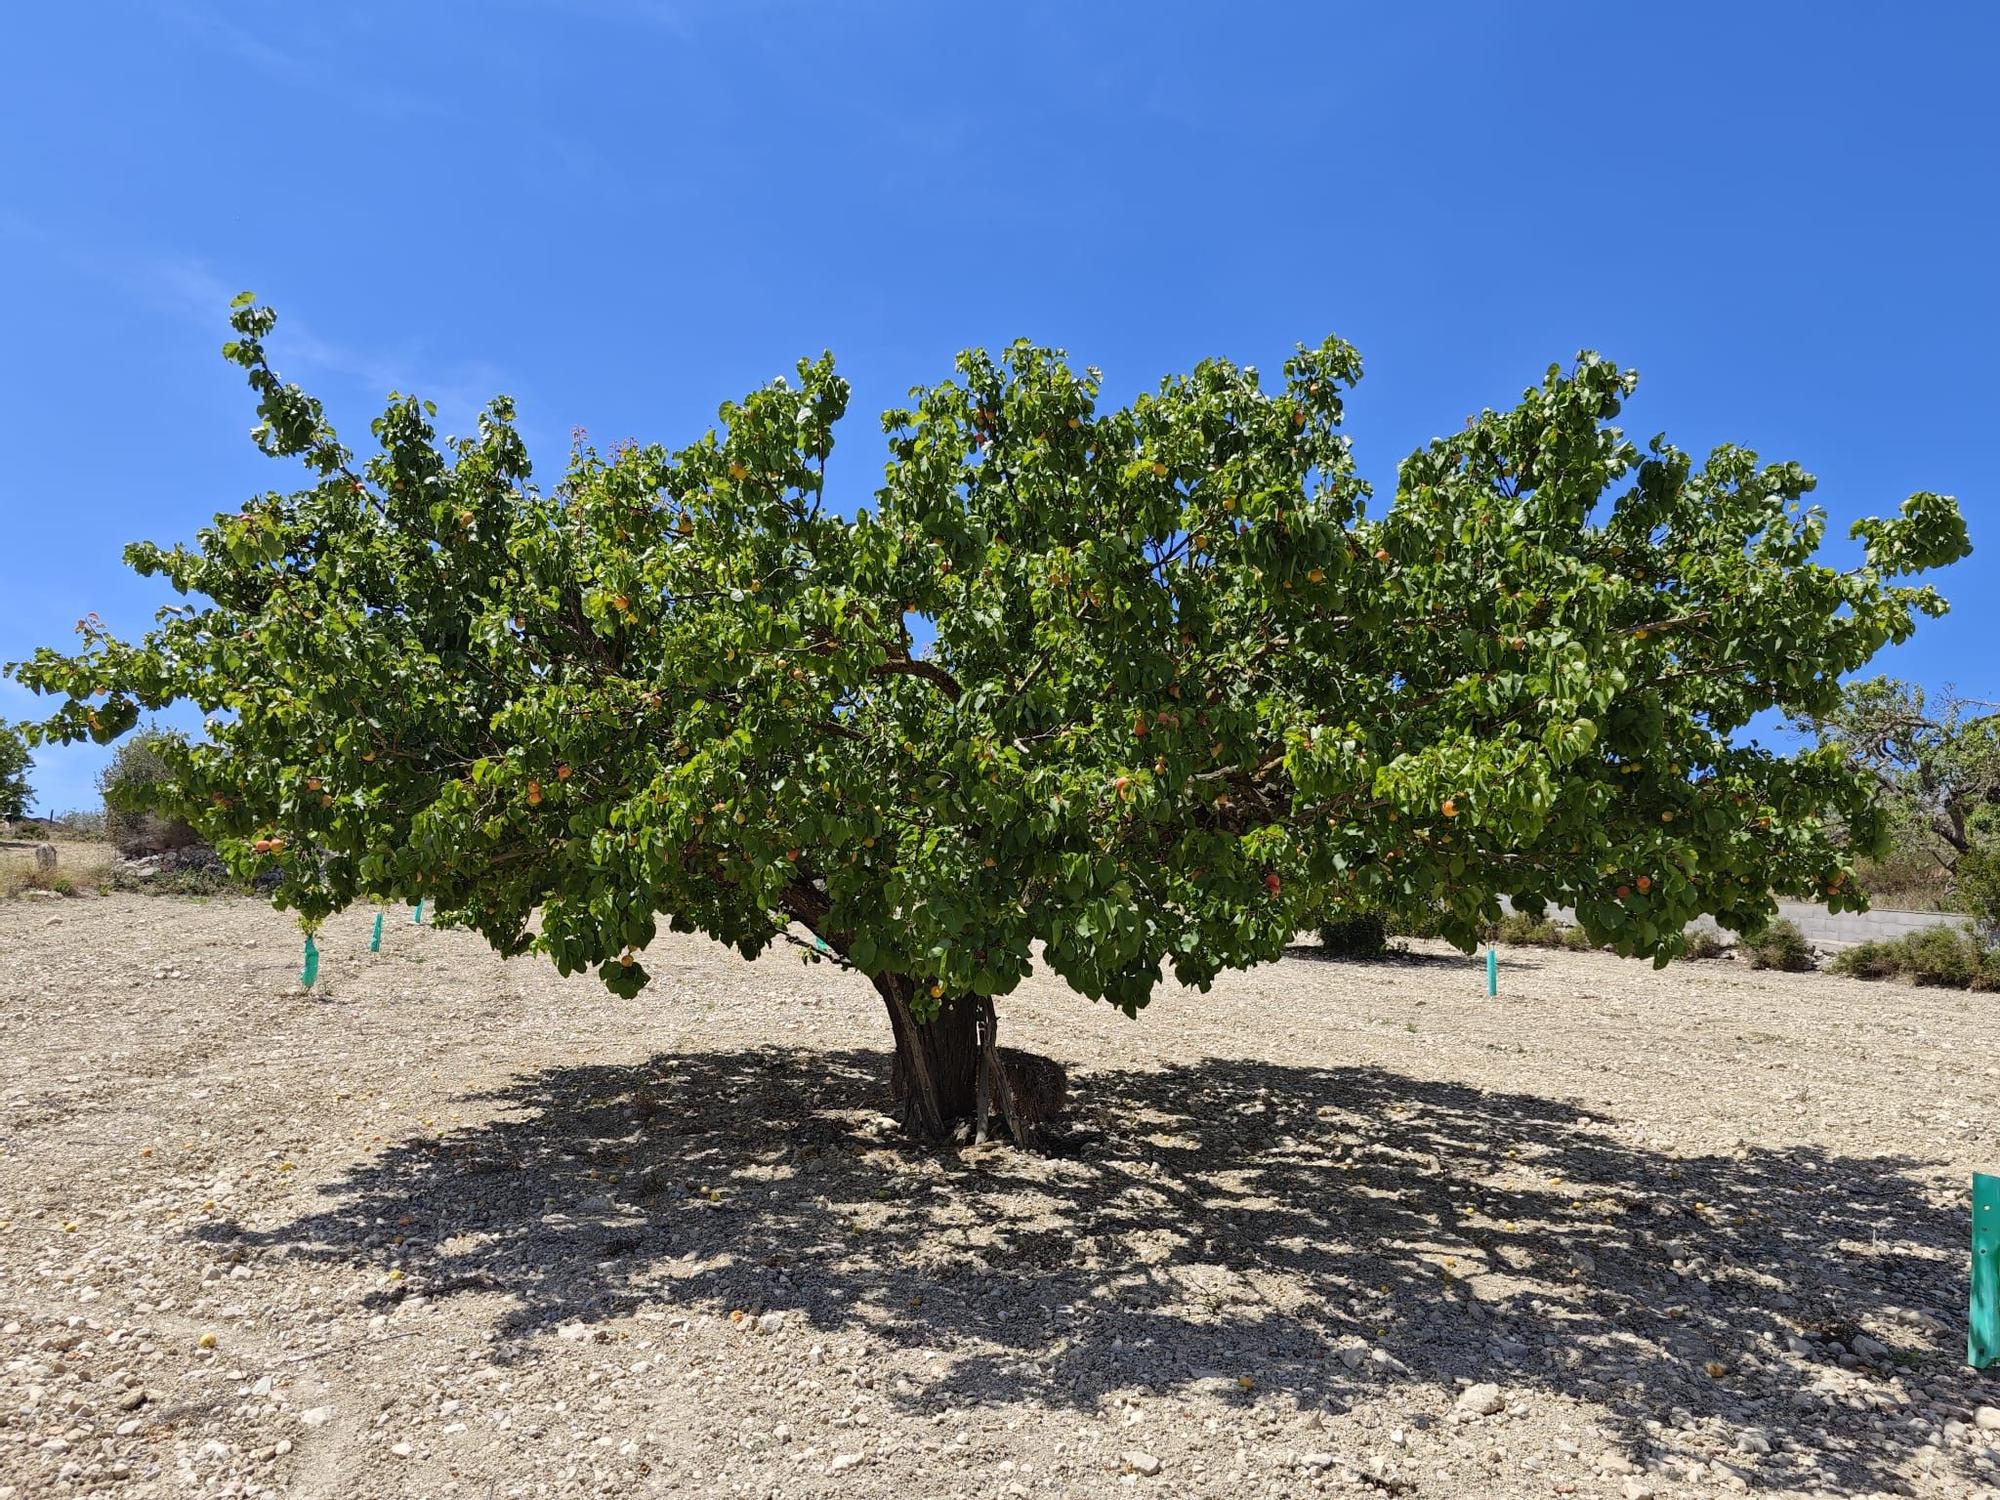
97 727 202 857
1799 679 2000 911
0 725 32 822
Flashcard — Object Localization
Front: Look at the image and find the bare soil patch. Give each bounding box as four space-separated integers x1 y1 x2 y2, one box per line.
0 895 1995 1498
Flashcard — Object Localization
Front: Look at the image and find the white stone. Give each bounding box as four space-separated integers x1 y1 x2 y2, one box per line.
1455 1383 1504 1416
1124 1450 1162 1476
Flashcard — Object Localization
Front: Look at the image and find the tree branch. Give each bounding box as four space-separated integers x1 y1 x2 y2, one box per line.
873 657 963 702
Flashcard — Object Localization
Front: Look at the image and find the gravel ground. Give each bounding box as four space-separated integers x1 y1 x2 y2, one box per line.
0 891 1996 1499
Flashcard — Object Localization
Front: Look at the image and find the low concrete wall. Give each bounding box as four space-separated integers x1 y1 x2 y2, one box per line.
1505 897 1967 951
1763 900 1968 951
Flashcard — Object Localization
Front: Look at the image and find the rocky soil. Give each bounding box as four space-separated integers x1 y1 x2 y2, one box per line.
0 892 1996 1498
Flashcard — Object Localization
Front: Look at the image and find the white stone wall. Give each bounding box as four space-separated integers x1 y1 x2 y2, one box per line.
1502 897 1968 951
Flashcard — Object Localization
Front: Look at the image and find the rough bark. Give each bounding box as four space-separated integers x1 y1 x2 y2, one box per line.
871 975 1069 1142
874 977 987 1136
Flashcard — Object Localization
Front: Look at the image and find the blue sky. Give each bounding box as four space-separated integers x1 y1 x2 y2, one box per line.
2 1 1994 814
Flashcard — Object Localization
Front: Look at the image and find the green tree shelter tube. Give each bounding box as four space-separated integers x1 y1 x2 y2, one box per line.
1973 1172 2000 1368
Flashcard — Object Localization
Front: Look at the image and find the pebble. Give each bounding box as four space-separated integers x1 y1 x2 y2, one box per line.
300 1407 332 1428
827 1452 864 1474
1977 1407 2000 1432
756 1311 786 1335
1456 1383 1505 1416
1850 1334 1890 1362
1123 1450 1162 1476
1737 1427 1773 1455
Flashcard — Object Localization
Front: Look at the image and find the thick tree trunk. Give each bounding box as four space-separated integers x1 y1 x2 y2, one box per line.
869 974 1070 1143
872 975 988 1137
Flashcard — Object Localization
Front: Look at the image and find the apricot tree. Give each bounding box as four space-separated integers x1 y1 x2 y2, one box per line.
9 299 1968 1136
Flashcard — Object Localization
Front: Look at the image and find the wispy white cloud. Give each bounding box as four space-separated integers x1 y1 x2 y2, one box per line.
464 0 700 36
145 253 498 406
0 218 521 444
151 2 451 122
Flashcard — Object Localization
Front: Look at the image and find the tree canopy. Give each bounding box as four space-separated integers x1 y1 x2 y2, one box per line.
7 299 1969 1131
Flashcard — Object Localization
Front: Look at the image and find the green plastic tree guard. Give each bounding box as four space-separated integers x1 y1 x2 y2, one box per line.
413 900 424 925
1486 946 1498 997
300 934 319 989
369 912 383 953
1973 1172 2000 1368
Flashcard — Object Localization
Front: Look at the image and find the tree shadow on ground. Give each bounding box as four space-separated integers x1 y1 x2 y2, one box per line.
1279 944 1547 973
206 1047 1980 1494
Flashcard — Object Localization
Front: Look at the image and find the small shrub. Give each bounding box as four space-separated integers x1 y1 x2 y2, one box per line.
1899 925 1981 986
1745 918 1814 972
1318 914 1388 958
1682 928 1729 959
1831 925 1991 987
1829 939 1901 979
1383 905 1447 940
1486 912 1598 950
